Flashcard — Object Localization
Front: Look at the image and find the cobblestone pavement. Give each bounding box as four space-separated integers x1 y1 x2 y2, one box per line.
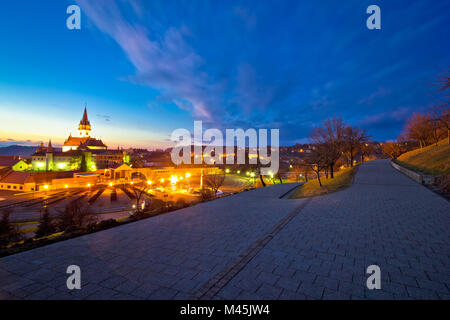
1 160 449 300
0 183 303 300
215 160 450 300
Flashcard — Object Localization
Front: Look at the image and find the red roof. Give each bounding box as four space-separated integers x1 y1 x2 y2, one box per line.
80 107 90 126
0 156 21 167
0 172 34 184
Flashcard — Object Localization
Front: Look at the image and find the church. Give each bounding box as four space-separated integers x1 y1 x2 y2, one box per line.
31 108 129 172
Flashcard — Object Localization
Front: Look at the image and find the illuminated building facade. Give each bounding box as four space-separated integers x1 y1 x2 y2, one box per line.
31 108 128 172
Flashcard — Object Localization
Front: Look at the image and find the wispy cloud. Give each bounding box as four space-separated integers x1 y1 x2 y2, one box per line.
358 87 392 105
77 0 218 121
73 0 450 143
357 107 410 130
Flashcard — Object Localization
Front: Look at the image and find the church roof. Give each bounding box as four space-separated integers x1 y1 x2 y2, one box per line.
80 107 90 126
63 136 89 147
78 107 91 131
47 140 54 153
63 136 106 148
79 138 106 149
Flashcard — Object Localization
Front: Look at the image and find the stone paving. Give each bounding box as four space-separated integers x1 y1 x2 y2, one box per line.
0 183 303 300
215 160 450 300
0 160 449 300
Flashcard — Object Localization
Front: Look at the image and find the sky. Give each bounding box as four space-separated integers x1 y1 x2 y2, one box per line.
0 0 449 148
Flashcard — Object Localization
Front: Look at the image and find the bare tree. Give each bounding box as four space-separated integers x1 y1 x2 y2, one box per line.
204 171 226 196
56 199 96 232
427 110 445 146
382 142 402 159
131 181 151 212
430 104 450 145
436 68 450 92
310 117 346 178
301 145 328 187
256 164 266 187
129 172 156 212
403 113 432 148
360 142 373 163
343 126 370 167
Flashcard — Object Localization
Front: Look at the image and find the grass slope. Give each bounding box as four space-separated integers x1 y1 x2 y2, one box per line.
289 166 357 199
396 139 450 176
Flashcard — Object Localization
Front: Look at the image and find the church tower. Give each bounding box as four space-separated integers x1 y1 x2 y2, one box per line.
78 107 91 137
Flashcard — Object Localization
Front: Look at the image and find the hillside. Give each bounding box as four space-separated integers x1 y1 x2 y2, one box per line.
289 167 357 199
396 139 450 175
0 145 36 157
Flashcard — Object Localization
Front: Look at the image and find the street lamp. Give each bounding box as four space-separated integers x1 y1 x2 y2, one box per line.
170 175 178 185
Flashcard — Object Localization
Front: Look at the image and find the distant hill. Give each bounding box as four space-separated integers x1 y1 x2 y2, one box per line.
397 139 450 175
0 145 37 157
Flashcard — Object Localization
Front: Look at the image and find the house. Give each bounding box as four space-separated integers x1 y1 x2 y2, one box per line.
0 172 36 192
0 156 29 171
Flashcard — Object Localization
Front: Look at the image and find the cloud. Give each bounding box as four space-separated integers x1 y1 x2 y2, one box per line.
74 0 450 143
357 107 410 130
358 87 392 105
96 114 111 122
77 0 218 122
0 139 40 147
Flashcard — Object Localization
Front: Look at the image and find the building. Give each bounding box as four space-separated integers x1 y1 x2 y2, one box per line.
62 107 107 152
0 171 36 192
31 107 128 172
0 156 29 171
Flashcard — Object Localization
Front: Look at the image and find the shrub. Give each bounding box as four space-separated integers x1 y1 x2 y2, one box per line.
35 208 56 238
175 199 187 209
200 188 214 201
56 199 97 232
0 209 21 247
86 219 119 232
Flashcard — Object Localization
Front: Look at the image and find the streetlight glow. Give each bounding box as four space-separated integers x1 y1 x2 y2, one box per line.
169 175 178 185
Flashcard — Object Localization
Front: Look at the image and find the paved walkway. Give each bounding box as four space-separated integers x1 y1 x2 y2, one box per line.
0 160 449 299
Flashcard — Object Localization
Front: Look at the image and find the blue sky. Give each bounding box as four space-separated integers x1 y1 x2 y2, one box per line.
0 0 449 148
